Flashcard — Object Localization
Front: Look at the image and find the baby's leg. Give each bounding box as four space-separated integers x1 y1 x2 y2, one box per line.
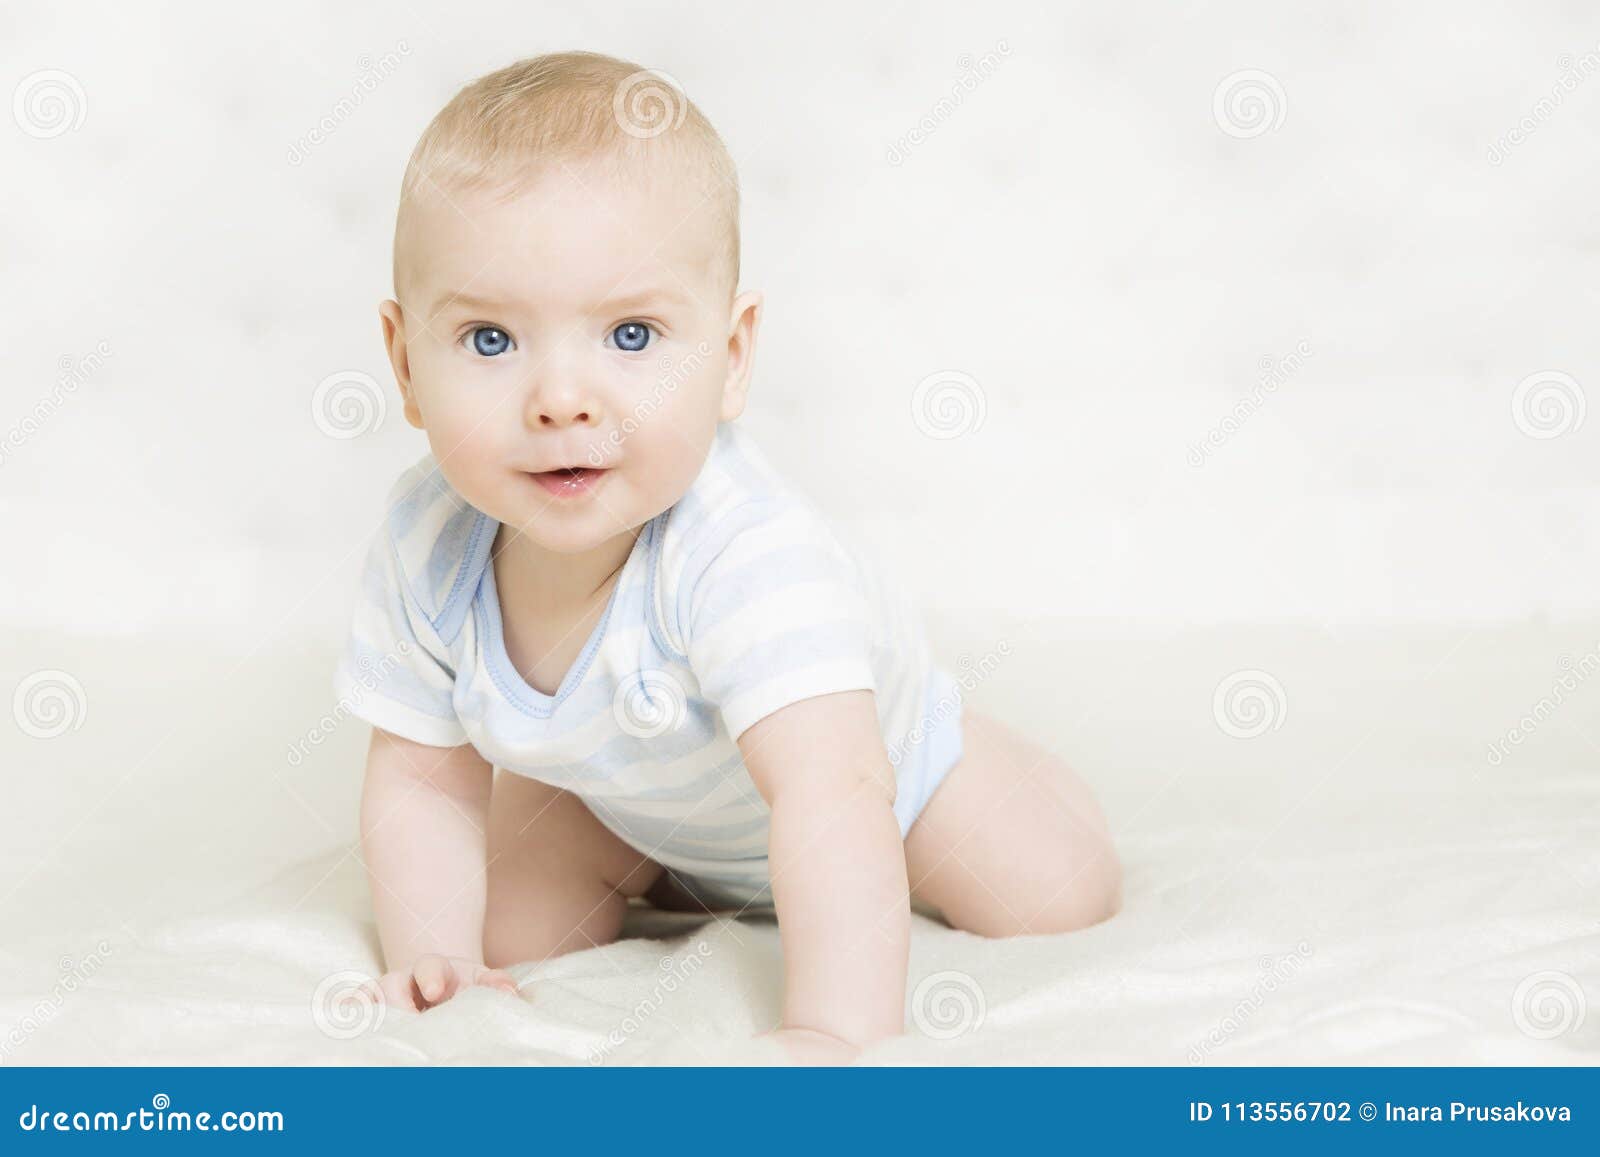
904 708 1122 937
483 770 664 969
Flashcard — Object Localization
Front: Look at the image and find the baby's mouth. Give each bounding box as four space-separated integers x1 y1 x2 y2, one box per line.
526 465 609 499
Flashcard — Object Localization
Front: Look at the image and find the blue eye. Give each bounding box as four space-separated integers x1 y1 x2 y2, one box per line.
610 322 652 353
470 326 512 357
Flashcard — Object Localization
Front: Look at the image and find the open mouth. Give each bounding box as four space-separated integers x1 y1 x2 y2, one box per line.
528 465 609 498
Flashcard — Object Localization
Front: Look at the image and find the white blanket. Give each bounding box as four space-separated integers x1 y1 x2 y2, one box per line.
2 622 1596 1065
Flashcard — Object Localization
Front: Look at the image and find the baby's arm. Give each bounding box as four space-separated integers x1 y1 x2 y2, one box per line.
738 690 909 1055
359 728 516 1007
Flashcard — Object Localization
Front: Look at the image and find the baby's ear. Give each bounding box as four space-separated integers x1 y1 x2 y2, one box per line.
378 300 425 430
719 290 764 422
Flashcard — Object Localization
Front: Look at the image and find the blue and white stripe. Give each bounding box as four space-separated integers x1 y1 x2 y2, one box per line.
335 421 963 906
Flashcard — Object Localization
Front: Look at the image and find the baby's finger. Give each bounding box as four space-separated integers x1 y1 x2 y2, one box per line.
410 954 453 1006
475 966 520 996
377 971 421 1013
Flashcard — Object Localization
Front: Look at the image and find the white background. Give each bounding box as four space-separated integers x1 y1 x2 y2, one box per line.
3 0 1596 641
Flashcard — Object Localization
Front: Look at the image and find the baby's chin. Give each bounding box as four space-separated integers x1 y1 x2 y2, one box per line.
490 478 655 555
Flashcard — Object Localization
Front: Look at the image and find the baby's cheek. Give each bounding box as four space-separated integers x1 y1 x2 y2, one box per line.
638 405 718 493
421 381 497 444
420 407 474 458
421 407 502 492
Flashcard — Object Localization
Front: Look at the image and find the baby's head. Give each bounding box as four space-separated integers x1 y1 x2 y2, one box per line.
379 51 761 554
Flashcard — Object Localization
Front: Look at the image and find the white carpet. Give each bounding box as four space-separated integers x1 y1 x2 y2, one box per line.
2 619 1596 1065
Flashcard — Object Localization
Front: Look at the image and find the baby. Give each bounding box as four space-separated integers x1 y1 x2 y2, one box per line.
336 51 1121 1062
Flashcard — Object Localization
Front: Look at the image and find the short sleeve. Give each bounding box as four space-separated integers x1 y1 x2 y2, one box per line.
332 525 469 749
681 503 877 740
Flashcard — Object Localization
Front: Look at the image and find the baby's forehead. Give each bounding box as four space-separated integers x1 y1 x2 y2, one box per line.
399 158 731 306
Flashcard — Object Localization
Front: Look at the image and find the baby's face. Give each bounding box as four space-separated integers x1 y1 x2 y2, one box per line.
381 162 756 555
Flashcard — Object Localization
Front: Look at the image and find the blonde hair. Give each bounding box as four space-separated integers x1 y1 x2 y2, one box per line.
394 51 740 299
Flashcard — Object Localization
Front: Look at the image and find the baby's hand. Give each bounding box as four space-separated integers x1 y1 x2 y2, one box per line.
364 954 519 1012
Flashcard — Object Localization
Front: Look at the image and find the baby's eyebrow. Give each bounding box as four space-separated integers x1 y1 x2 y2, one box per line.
426 284 692 318
602 285 692 313
428 290 507 316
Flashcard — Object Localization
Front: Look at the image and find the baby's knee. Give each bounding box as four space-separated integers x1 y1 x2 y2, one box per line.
964 844 1123 940
482 886 627 969
1027 844 1123 935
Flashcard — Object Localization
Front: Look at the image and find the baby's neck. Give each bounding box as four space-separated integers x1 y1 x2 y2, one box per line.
491 521 640 614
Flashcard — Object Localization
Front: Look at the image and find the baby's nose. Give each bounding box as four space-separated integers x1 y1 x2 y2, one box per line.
534 401 594 427
526 384 600 428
